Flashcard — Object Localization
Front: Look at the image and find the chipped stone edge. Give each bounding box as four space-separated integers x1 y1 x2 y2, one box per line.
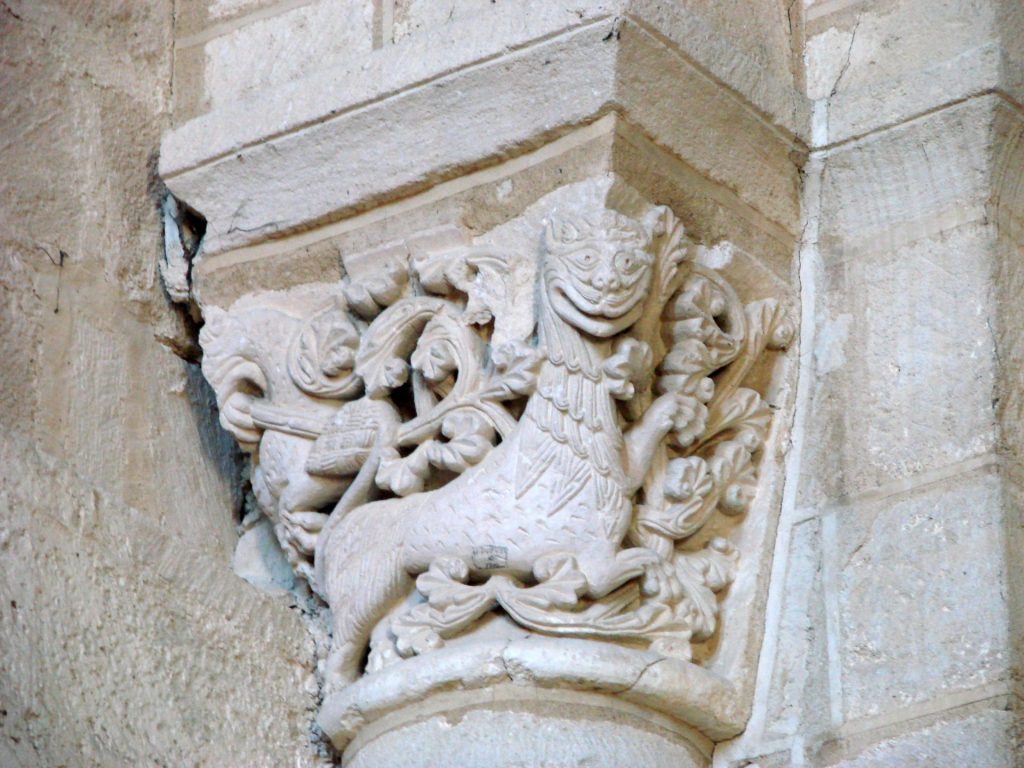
317 638 744 752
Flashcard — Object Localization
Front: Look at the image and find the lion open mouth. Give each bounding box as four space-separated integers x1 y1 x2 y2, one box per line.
548 281 648 337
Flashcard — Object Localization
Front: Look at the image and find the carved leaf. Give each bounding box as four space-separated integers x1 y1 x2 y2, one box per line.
669 395 709 450
342 260 409 319
484 340 542 400
652 210 693 307
410 337 457 385
664 456 712 502
288 304 362 399
747 298 795 351
671 538 738 641
341 281 379 318
521 553 588 610
701 387 771 451
638 457 716 540
410 250 453 294
707 440 758 515
657 268 748 414
656 338 716 401
356 296 451 397
392 558 498 657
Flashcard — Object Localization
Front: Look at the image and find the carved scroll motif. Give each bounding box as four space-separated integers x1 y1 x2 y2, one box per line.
198 184 793 690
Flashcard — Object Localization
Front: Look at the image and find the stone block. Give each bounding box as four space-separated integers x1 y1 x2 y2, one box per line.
998 0 1024 65
818 97 996 253
345 692 710 768
174 0 271 40
48 304 242 561
0 0 243 554
822 706 1021 767
832 468 1010 724
203 0 374 109
730 704 1021 767
393 0 807 131
0 244 47 435
174 0 303 42
164 19 804 255
615 20 803 234
803 0 1024 144
800 221 998 503
763 517 831 739
393 0 498 41
992 101 1024 476
0 432 318 767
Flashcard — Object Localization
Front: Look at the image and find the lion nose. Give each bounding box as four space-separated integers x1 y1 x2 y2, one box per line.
593 269 621 290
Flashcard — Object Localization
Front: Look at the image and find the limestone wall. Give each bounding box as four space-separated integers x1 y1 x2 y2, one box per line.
0 3 318 765
723 1 1024 764
1 1 1022 766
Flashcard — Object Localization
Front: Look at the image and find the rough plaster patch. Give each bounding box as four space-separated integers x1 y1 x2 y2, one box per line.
813 312 851 375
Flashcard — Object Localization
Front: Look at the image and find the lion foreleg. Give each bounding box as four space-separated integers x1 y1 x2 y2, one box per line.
623 392 692 492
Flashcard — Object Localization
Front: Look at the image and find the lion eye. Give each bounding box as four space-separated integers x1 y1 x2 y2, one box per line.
571 250 597 268
615 251 641 273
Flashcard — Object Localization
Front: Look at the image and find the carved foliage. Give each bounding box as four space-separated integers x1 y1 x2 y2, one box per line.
198 187 792 682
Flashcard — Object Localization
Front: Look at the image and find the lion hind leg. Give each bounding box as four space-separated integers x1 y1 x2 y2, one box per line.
324 548 412 692
578 546 661 599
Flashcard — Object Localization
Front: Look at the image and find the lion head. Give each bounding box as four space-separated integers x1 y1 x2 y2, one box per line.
541 210 657 337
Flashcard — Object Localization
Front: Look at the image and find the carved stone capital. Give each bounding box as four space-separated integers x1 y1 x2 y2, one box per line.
192 170 794 763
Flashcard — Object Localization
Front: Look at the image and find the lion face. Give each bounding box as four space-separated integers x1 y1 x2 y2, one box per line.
542 213 655 337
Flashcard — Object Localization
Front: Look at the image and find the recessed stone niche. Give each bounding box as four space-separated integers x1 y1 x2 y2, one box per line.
172 113 797 766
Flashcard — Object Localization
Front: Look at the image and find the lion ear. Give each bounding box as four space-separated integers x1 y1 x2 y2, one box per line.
543 216 580 250
542 218 559 251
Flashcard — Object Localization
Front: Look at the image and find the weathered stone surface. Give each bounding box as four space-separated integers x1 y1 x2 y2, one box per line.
799 221 998 504
762 517 831 740
818 97 995 251
724 705 1021 768
0 3 322 765
825 707 1021 767
203 0 375 109
0 0 243 554
834 468 1010 723
805 0 1024 145
234 517 298 593
0 432 317 767
168 2 620 144
344 691 711 768
160 4 807 256
5 0 1024 765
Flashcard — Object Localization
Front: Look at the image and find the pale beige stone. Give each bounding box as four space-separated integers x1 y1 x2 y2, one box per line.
204 0 374 109
804 0 1024 145
0 4 324 765
344 691 710 768
160 5 807 256
193 177 794 753
0 432 317 767
834 469 1010 723
5 0 1024 765
818 97 995 249
799 221 998 504
762 517 831 740
826 708 1021 767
